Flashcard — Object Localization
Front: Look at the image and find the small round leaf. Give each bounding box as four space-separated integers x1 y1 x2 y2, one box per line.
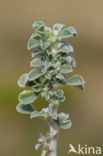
32 21 45 30
66 75 85 86
17 73 29 87
29 69 43 80
30 111 43 118
61 65 73 73
16 103 35 114
31 58 43 67
60 27 77 39
19 90 37 104
28 39 39 50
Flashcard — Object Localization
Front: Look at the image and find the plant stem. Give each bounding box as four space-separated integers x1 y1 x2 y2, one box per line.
47 105 59 156
49 120 59 156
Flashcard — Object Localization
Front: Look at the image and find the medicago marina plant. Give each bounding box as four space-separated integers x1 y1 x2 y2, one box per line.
16 21 85 156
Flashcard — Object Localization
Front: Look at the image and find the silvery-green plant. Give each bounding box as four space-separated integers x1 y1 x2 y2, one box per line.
17 21 85 156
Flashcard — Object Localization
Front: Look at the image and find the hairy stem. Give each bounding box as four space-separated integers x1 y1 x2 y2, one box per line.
42 121 59 156
46 105 59 156
49 120 59 156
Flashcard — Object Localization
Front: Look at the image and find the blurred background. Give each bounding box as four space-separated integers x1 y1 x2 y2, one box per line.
0 0 103 156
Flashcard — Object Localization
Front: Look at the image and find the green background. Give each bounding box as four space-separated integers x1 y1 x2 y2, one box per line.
0 0 103 156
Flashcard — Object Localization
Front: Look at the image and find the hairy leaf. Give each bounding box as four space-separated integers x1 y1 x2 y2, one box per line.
58 41 74 53
59 96 66 102
76 84 85 90
43 40 51 50
30 32 41 40
45 26 52 35
30 111 43 118
61 65 73 73
16 103 35 114
55 89 64 98
56 73 65 80
58 113 69 123
32 48 43 58
53 23 64 31
36 25 45 34
65 75 85 86
60 27 77 39
58 112 72 129
51 112 58 120
31 58 43 67
60 120 72 129
18 73 29 87
29 69 43 80
35 144 41 151
28 39 39 50
41 108 49 118
32 87 42 93
19 90 37 104
32 21 45 30
71 57 76 67
60 45 74 53
62 56 72 64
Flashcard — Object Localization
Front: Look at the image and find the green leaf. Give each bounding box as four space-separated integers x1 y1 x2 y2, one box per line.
30 111 43 118
68 27 77 36
19 90 37 104
36 25 45 34
56 73 65 80
59 96 66 102
41 91 46 97
71 57 76 67
41 108 50 118
28 39 39 50
30 32 41 39
29 69 43 80
58 112 72 129
53 23 64 31
58 113 69 123
16 103 35 114
31 58 43 67
32 48 43 58
25 80 35 87
40 40 51 50
43 40 51 50
51 112 58 120
76 84 85 90
59 45 73 53
17 73 29 87
53 100 59 105
57 41 74 53
65 75 85 86
62 56 72 64
35 144 41 151
57 41 68 49
58 113 72 129
45 26 52 35
53 24 64 36
38 133 51 143
61 65 73 73
60 27 77 39
32 87 42 93
60 120 72 129
55 89 64 98
48 91 54 96
32 21 45 30
45 73 51 80
45 94 50 101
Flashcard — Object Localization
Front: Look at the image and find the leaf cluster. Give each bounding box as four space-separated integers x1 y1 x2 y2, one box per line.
17 21 85 129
